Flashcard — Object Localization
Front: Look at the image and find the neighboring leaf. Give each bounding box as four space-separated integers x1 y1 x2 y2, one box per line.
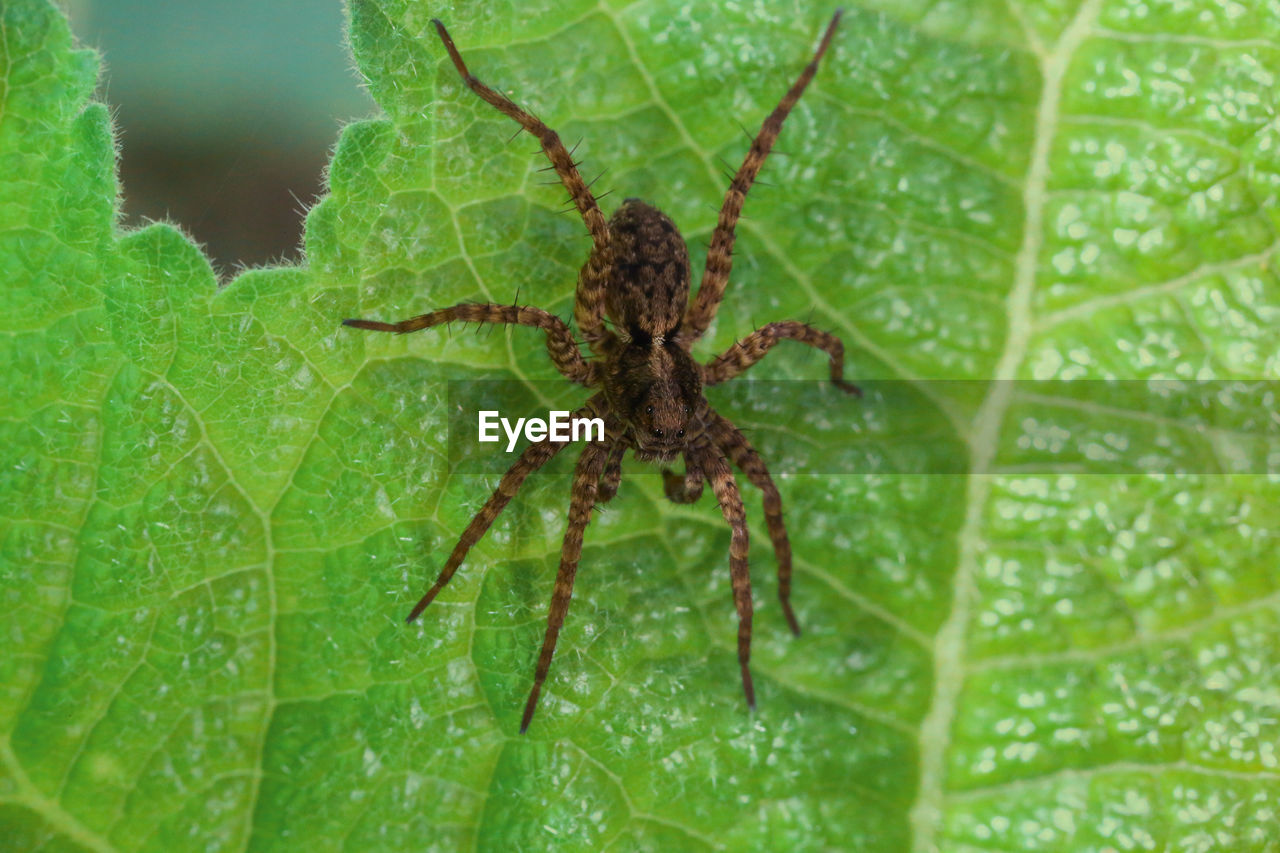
2 0 1278 850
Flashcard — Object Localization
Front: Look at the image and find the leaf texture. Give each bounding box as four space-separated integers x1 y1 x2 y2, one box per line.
2 0 1279 850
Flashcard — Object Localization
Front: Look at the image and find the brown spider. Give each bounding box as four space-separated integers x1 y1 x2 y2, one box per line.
344 12 857 733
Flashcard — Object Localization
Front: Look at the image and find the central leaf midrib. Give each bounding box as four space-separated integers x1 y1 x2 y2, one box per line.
907 1 1104 849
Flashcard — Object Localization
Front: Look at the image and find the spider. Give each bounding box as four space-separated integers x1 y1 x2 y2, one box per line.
344 12 857 733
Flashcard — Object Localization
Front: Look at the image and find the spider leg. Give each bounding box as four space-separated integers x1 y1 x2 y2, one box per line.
405 438 562 622
681 11 842 342
430 20 616 356
343 302 598 387
404 396 604 622
596 440 626 504
709 411 801 635
661 459 705 504
521 437 612 733
702 320 860 395
688 442 756 710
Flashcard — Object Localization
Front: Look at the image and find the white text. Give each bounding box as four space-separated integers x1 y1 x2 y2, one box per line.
478 410 605 452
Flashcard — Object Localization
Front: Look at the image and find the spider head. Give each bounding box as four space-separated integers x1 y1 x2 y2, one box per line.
604 335 702 462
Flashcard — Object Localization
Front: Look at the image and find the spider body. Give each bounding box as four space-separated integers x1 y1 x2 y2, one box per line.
344 13 856 733
598 199 701 463
604 199 691 339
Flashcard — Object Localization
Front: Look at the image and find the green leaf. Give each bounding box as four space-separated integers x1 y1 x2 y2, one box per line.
3 0 1279 850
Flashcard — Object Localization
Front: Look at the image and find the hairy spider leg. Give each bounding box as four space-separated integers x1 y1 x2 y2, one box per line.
596 440 627 504
343 303 597 387
709 412 802 636
661 462 705 504
702 319 860 396
397 396 604 623
431 20 616 356
521 436 614 733
682 10 843 342
689 441 757 710
404 437 564 623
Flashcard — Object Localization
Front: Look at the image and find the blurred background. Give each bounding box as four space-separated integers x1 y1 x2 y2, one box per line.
63 0 376 275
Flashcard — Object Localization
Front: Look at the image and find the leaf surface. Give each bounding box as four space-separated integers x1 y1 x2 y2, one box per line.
2 0 1279 850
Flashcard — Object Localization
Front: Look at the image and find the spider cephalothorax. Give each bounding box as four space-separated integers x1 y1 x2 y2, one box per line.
344 13 857 733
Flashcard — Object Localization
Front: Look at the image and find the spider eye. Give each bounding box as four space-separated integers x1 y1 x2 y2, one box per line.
677 429 685 438
646 405 653 415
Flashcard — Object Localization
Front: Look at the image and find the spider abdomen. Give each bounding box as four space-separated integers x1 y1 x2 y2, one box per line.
600 198 690 339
